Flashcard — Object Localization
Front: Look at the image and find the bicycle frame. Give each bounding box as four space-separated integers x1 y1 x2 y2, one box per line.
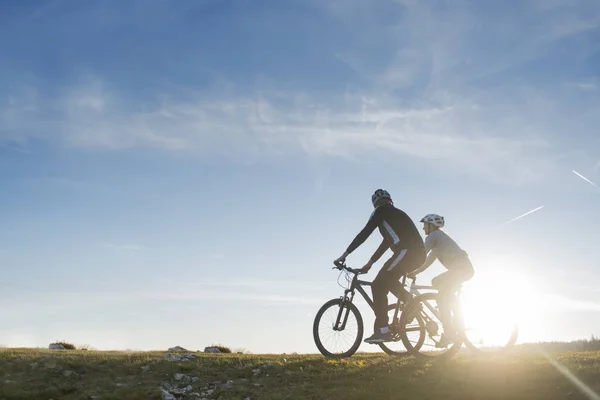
333 271 424 331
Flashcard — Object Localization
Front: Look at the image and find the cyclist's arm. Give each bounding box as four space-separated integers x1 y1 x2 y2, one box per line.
413 251 437 275
345 210 380 255
412 232 438 274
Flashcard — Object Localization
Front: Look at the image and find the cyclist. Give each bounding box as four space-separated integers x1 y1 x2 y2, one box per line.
334 189 426 343
409 214 475 347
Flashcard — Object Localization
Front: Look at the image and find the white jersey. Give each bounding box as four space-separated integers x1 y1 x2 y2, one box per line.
423 229 469 270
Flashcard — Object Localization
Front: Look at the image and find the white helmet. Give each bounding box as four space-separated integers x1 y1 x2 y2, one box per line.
371 189 392 208
420 214 445 228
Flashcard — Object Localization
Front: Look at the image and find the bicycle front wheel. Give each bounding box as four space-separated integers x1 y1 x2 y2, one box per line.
399 292 463 361
313 298 364 358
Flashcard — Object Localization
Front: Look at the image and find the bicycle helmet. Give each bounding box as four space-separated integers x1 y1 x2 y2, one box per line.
420 213 445 228
371 189 392 208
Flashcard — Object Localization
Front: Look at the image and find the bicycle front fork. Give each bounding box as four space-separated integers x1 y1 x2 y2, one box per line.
333 290 354 331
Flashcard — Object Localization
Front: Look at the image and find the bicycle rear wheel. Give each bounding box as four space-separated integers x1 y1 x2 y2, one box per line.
313 298 364 358
399 292 462 361
456 291 519 354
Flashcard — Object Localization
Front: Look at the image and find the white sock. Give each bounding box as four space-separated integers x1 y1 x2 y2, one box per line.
380 327 389 334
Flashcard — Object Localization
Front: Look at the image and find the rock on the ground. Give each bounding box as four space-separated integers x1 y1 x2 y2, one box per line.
168 346 188 352
174 373 191 382
161 389 176 400
252 368 261 376
165 353 197 362
49 343 65 350
224 380 234 390
63 370 81 379
204 346 221 353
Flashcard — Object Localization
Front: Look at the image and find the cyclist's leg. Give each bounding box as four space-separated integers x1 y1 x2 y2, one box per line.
371 260 398 330
433 263 475 338
368 249 416 342
373 249 423 326
432 271 457 333
388 279 411 303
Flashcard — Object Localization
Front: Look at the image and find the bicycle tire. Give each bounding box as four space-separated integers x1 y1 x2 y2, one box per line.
462 322 519 354
313 298 364 358
379 303 425 356
399 292 463 362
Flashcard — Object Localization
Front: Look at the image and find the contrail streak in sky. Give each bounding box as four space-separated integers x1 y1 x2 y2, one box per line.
499 205 544 227
573 170 599 189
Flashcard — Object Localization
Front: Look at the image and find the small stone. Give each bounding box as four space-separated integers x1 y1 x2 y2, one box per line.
263 362 274 368
174 373 188 381
168 346 188 352
141 366 150 372
253 383 263 387
165 353 196 362
161 389 176 400
252 368 261 376
63 370 80 378
224 380 234 390
204 346 221 353
206 389 215 395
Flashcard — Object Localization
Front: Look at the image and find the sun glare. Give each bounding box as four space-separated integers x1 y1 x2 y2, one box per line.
458 266 538 347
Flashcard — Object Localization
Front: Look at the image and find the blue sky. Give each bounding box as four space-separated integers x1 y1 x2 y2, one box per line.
0 0 599 353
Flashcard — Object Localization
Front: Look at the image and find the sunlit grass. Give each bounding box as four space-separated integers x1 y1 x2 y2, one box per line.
1 347 600 399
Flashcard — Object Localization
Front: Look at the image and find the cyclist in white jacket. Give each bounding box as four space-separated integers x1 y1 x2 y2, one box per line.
409 214 474 347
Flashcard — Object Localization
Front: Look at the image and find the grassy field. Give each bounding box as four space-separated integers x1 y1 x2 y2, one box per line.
2 348 600 400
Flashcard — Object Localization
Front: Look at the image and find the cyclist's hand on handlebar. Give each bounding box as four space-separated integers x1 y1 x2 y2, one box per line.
359 261 373 273
333 253 348 268
407 272 417 280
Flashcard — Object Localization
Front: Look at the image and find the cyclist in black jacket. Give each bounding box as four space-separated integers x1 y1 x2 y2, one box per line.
334 189 426 343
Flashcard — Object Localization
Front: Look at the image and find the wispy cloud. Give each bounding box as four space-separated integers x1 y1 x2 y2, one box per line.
540 294 600 312
1 0 598 185
575 82 598 92
499 205 545 227
0 288 323 317
0 78 559 184
573 170 600 189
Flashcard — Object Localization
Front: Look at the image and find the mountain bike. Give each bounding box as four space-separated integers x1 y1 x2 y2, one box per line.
398 279 519 361
312 260 426 358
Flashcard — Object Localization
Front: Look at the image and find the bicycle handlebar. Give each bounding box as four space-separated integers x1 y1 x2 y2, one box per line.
332 260 365 275
333 259 418 283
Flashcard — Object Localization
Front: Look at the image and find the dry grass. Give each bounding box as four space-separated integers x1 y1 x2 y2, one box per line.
1 348 600 399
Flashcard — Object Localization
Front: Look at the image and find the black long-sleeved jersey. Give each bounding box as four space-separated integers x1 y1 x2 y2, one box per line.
346 204 424 258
